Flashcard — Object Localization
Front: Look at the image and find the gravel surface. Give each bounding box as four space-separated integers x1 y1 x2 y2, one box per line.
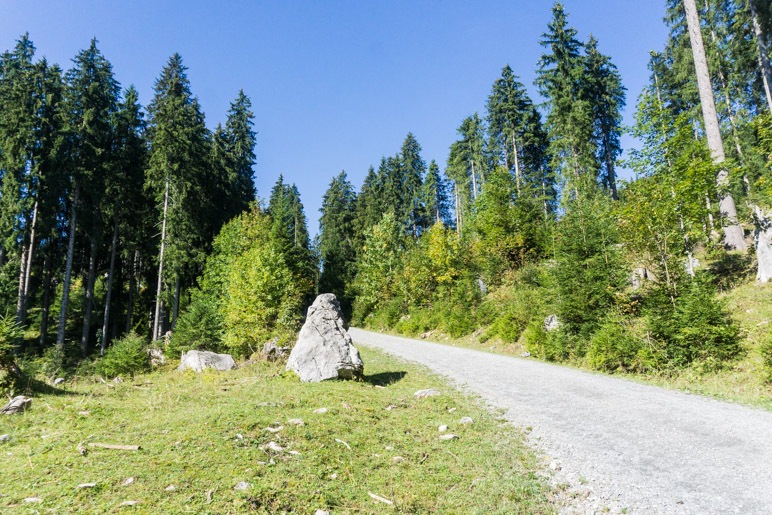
350 328 772 514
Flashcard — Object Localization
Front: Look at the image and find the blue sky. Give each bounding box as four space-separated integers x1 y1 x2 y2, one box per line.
1 1 669 233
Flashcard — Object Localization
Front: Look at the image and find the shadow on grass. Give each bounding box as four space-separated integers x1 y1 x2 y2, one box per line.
364 370 407 386
19 375 77 396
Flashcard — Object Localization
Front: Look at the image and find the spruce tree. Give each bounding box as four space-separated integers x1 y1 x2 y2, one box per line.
422 160 452 227
399 133 427 235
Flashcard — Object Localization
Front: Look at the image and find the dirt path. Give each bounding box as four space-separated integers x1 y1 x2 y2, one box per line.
350 328 772 514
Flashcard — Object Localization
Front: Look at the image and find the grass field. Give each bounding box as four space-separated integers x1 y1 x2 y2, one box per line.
0 347 554 514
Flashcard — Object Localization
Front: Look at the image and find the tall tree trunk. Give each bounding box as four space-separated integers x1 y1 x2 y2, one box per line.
153 175 170 341
750 0 772 113
171 276 180 330
126 250 138 334
752 206 772 282
56 186 79 349
454 183 461 233
512 134 522 196
80 237 98 356
684 0 747 251
101 219 119 355
470 161 478 200
39 253 52 350
17 199 40 329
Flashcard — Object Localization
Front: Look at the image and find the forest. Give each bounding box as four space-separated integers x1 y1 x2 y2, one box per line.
2 0 772 393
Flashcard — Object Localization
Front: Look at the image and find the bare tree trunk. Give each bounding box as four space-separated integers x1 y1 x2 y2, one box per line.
512 135 522 196
16 199 38 328
750 0 772 113
100 219 119 355
454 183 461 233
470 160 478 200
153 175 170 341
126 250 138 334
57 186 79 349
753 205 772 282
39 253 52 349
684 0 747 251
80 238 98 356
171 276 180 330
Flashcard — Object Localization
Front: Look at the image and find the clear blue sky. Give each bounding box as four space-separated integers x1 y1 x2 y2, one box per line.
0 0 669 233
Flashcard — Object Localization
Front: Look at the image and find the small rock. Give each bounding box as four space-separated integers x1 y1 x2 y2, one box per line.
447 407 457 413
122 477 135 487
53 377 65 386
256 401 283 407
544 314 561 332
0 434 9 443
520 351 531 358
24 497 42 503
263 441 284 453
287 418 305 426
330 473 338 479
148 348 166 367
119 500 139 506
438 425 448 432
264 426 283 434
288 450 301 456
550 461 560 471
235 433 244 440
178 350 236 372
313 407 328 414
385 445 394 451
1 395 32 415
413 389 441 399
315 511 330 515
459 416 474 425
234 481 251 491
78 483 97 489
439 434 458 441
165 485 176 492
392 456 405 463
113 376 123 383
78 411 90 416
260 339 289 361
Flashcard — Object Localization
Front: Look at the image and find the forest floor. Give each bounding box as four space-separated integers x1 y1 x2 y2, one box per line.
351 327 772 514
0 347 556 514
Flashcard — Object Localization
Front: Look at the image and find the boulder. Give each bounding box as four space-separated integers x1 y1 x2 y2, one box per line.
543 314 561 332
1 395 32 415
178 350 236 372
286 294 363 382
148 348 166 367
260 339 289 362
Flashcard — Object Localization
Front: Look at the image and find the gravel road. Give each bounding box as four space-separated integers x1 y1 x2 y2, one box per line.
350 328 772 514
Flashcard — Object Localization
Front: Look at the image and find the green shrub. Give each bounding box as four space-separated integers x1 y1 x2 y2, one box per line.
522 321 575 361
170 293 223 355
586 315 644 372
761 337 772 384
0 314 22 395
646 273 742 369
96 333 150 378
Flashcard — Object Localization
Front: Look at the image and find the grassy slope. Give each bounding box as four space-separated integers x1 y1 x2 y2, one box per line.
384 281 772 411
0 347 552 514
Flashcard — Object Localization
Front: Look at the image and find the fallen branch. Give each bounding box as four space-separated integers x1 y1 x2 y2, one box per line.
87 443 141 451
368 491 394 505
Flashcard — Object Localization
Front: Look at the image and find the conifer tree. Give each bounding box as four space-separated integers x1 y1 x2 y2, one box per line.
353 165 384 247
422 160 452 226
146 53 211 340
399 133 427 235
224 90 256 218
318 171 357 312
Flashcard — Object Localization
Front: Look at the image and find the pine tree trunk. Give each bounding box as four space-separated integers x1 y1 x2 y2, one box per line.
80 238 98 356
17 199 39 326
101 219 119 355
126 250 138 334
39 253 52 349
684 0 747 251
56 186 79 349
470 161 478 200
750 0 772 113
171 276 180 330
153 175 170 341
512 134 522 197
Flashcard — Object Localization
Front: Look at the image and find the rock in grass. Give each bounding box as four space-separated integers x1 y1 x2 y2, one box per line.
0 434 9 442
459 416 474 425
177 350 236 372
1 395 32 415
313 407 328 414
53 377 65 385
234 481 251 491
286 294 363 382
413 389 441 399
438 425 448 432
315 510 330 515
439 434 458 441
287 418 305 426
119 500 139 506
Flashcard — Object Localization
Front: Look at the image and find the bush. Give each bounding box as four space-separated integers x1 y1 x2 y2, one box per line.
646 274 742 369
96 333 150 378
586 315 644 372
522 321 575 361
0 314 22 395
170 293 223 355
761 337 772 384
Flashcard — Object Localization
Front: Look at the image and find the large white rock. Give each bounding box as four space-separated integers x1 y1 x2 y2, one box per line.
178 350 236 372
286 294 363 382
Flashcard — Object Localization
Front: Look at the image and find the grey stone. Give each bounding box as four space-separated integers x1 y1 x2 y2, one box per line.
177 350 236 372
260 339 289 361
148 348 166 367
544 314 561 332
459 416 474 425
413 388 441 398
1 395 32 415
53 377 65 386
286 294 363 382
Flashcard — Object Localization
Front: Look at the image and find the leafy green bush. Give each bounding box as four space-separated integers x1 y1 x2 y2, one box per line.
646 274 741 369
760 336 772 384
96 333 150 378
586 315 644 372
522 321 575 361
169 293 223 355
0 314 22 395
